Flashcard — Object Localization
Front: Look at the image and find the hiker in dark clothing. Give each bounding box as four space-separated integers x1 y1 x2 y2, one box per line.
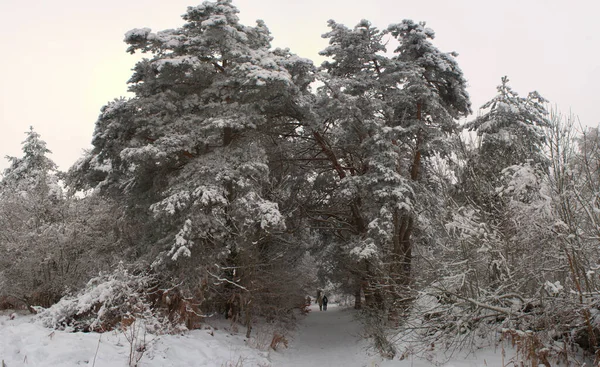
322 295 328 311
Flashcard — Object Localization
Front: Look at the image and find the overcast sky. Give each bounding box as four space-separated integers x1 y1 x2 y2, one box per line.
1 0 598 171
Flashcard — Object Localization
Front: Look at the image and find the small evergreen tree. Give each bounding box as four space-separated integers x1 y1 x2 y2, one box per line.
0 128 64 306
465 76 549 173
2 126 61 200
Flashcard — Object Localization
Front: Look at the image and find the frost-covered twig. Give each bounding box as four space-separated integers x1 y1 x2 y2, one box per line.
207 271 249 291
490 292 526 304
91 334 101 367
122 319 153 367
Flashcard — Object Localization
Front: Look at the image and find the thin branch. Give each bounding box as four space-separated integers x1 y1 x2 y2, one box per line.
207 271 249 291
432 287 515 315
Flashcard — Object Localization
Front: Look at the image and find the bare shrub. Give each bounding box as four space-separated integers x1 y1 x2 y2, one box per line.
269 332 288 351
122 318 153 367
502 329 552 367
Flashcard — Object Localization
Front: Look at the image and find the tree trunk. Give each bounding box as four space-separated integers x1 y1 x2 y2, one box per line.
399 215 413 284
245 299 253 338
392 212 413 285
391 102 421 286
354 281 362 310
363 261 384 310
224 126 234 147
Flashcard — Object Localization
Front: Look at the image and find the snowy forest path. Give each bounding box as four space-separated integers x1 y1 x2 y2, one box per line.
268 304 511 366
270 303 383 366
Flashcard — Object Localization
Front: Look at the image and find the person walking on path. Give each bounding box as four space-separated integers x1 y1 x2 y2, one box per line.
316 290 323 311
322 295 328 311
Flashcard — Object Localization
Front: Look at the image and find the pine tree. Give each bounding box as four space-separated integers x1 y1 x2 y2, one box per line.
298 18 471 314
465 76 549 172
1 127 62 229
68 0 315 328
2 126 60 199
0 127 70 306
457 77 549 215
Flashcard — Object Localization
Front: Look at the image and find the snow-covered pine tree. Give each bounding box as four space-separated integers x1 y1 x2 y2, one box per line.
2 126 61 201
68 0 315 329
455 77 550 257
0 127 67 306
384 19 470 290
302 18 470 319
1 127 63 244
465 76 549 173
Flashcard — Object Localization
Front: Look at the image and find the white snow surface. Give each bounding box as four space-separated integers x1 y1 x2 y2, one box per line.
1 306 516 366
0 311 270 367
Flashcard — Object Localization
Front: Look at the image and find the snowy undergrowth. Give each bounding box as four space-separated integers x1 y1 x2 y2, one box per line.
385 290 594 366
0 311 271 367
3 261 298 366
35 263 159 333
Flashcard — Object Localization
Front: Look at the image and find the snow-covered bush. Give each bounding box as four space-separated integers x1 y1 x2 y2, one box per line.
36 263 159 332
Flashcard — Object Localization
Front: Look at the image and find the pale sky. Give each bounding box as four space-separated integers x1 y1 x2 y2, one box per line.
1 0 598 171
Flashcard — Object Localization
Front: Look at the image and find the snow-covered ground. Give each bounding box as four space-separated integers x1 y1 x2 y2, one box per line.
1 306 520 367
0 310 270 366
